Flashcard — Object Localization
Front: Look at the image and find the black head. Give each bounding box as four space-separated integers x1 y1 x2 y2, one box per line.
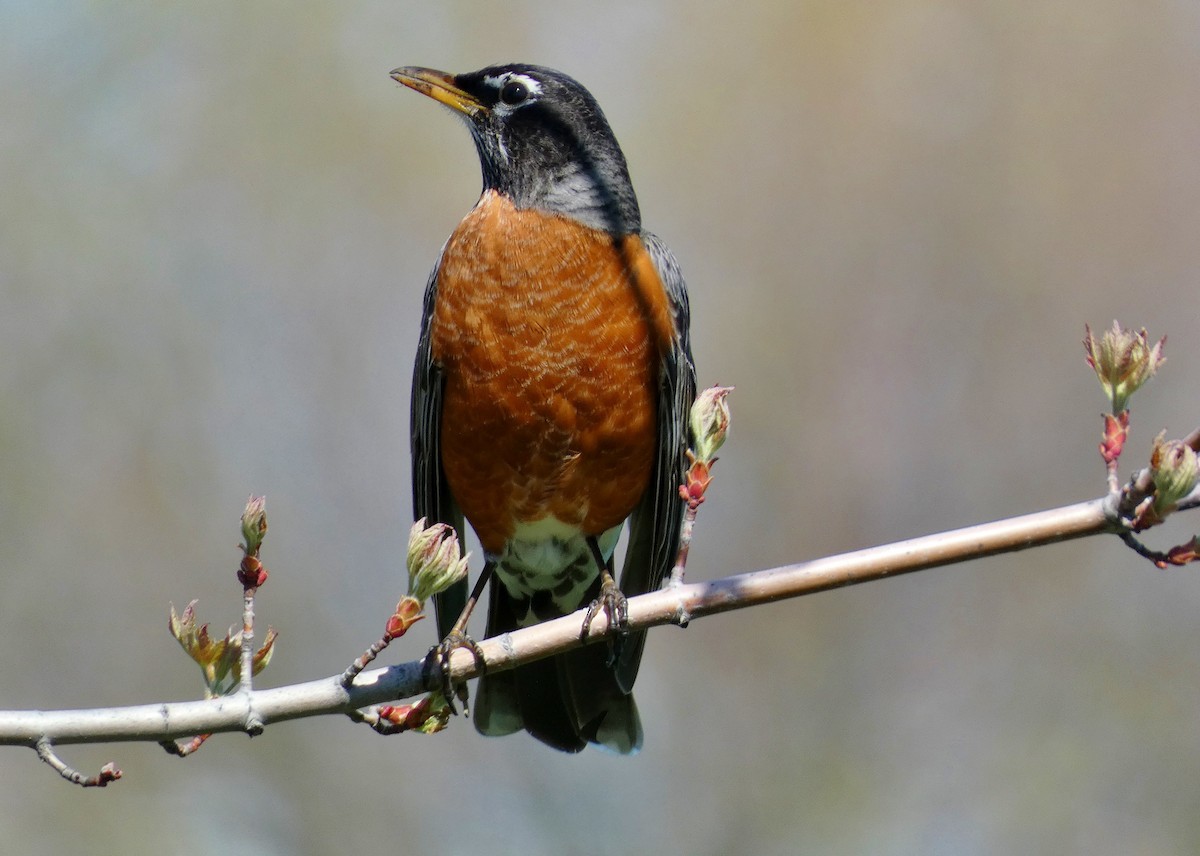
391 64 641 235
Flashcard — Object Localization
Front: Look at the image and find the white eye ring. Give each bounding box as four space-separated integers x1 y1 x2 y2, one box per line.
484 73 541 111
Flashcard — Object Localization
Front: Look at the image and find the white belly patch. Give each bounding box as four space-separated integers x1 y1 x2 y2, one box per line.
493 518 623 626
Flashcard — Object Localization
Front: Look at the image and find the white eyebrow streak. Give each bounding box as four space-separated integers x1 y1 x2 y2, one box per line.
482 73 543 98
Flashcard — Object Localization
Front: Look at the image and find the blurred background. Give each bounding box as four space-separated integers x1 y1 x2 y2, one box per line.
3 1 1200 853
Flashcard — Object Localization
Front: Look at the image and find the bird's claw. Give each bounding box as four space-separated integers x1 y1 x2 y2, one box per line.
423 631 485 716
581 572 629 650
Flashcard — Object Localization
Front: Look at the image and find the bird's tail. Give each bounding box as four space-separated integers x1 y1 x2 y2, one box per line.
472 582 642 754
473 646 642 754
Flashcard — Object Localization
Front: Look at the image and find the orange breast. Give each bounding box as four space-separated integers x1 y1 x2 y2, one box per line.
431 191 677 554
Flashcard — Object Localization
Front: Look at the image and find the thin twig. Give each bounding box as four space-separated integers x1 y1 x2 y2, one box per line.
341 635 394 688
35 738 121 787
1117 530 1165 563
670 502 699 586
160 734 211 756
239 588 263 735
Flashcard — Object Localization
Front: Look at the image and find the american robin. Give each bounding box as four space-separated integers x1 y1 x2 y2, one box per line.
392 63 696 754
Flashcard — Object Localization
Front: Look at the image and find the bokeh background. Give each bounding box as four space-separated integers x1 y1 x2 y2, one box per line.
4 1 1200 853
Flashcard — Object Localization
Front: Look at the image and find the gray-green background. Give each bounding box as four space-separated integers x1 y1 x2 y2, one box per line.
4 1 1200 853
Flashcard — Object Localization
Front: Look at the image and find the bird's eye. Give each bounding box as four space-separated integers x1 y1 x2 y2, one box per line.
500 80 529 106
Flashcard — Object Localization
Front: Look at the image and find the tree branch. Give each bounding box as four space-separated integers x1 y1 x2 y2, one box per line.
4 486 1195 749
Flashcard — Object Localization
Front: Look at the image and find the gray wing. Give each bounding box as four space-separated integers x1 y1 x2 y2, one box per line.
615 230 697 692
409 254 467 638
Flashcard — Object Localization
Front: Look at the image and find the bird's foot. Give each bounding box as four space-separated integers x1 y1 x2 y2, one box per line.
423 631 485 716
580 570 629 651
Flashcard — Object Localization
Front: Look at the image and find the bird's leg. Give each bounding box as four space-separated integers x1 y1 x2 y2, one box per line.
425 561 493 715
580 538 629 660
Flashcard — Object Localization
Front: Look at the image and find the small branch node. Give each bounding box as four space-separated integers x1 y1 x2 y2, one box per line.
242 697 265 736
672 602 693 628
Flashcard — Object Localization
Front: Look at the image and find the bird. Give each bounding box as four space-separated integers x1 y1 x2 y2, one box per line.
392 63 696 753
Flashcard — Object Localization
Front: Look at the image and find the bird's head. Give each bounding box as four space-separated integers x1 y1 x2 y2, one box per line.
391 64 642 234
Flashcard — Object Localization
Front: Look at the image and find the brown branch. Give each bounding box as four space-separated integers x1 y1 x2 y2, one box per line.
1 488 1195 749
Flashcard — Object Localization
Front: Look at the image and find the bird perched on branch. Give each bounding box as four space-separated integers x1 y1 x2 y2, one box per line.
393 63 695 753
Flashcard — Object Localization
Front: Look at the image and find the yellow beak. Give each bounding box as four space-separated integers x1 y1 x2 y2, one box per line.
390 67 485 117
